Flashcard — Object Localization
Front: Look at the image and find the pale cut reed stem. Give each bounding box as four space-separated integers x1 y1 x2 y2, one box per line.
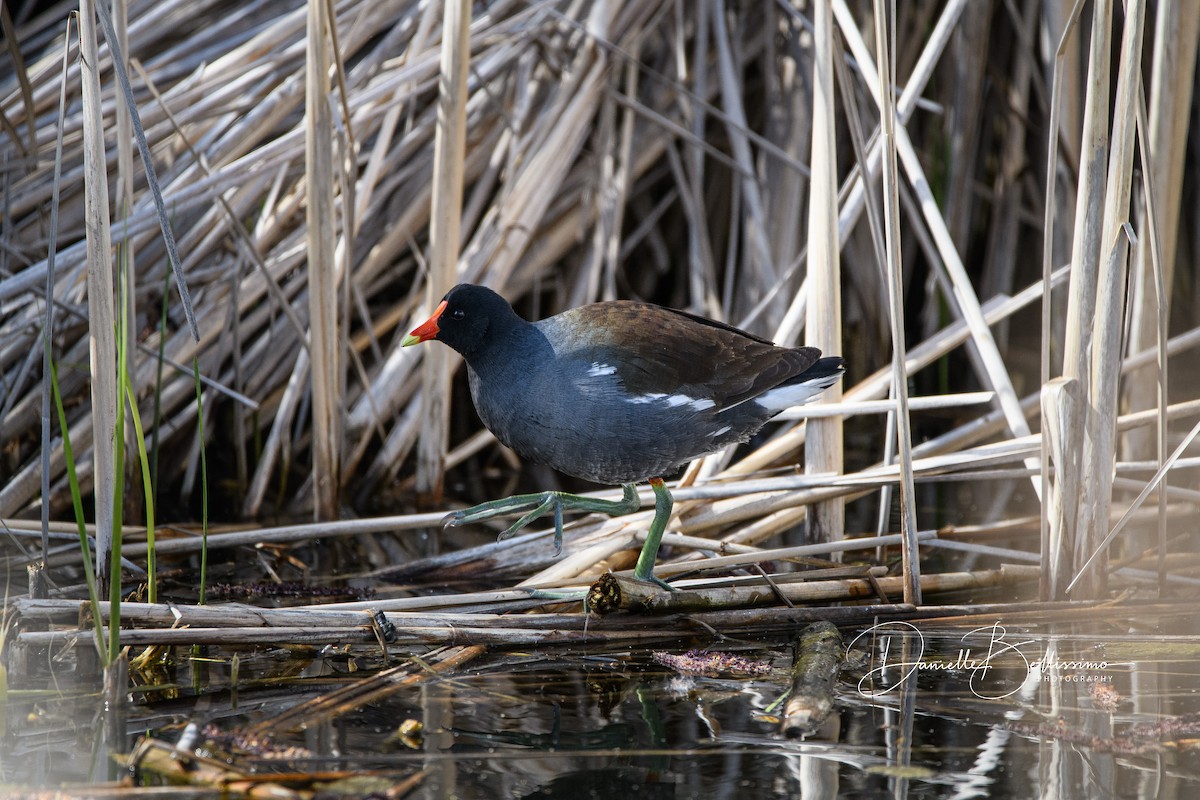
306 0 341 520
79 0 118 591
803 0 844 546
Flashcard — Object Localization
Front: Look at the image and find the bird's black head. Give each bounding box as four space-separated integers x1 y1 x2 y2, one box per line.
402 284 523 359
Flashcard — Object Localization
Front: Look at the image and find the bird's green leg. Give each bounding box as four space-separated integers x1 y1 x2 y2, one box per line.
633 477 675 591
444 484 641 555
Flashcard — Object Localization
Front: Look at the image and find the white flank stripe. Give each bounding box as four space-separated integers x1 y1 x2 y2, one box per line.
627 392 714 411
668 394 715 411
587 362 617 376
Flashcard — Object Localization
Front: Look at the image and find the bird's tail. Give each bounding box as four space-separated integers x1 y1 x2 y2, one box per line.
755 356 845 412
791 356 845 388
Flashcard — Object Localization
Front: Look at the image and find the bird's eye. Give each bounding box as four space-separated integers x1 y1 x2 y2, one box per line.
451 309 465 320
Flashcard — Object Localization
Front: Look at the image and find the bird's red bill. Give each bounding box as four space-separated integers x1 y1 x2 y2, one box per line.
402 299 447 346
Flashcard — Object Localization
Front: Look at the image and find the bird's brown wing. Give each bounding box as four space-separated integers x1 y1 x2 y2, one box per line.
552 301 821 411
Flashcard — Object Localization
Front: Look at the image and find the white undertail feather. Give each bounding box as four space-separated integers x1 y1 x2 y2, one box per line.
752 371 844 413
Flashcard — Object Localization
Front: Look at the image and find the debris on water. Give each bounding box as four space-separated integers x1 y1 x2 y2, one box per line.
1126 710 1200 740
200 723 315 760
382 718 425 750
1005 719 1160 755
1088 679 1122 711
652 649 772 677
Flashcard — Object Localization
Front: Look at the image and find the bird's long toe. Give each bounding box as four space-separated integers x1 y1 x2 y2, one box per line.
644 572 676 592
443 494 551 528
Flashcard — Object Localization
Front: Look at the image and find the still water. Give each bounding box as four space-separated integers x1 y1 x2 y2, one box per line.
6 607 1200 798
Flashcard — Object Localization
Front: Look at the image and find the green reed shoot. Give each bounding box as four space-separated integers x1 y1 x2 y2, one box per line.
124 378 156 604
50 362 106 659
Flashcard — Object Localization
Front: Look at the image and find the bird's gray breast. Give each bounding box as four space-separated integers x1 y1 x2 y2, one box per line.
469 357 622 473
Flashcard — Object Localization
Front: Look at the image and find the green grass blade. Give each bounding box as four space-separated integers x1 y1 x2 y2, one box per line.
123 378 156 604
50 363 106 660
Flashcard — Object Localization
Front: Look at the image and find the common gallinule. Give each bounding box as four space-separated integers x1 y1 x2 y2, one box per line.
402 284 844 588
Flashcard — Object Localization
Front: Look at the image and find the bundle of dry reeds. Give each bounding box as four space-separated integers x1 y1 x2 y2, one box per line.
1 0 1198 603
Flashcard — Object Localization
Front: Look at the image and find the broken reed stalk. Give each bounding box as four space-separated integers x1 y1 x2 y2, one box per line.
306 0 340 520
586 566 1038 615
1133 73 1173 593
782 621 843 738
1039 0 1089 600
14 598 596 627
14 623 695 649
128 739 428 800
802 0 843 545
1041 377 1079 598
77 0 118 593
1073 0 1146 597
1058 0 1112 596
416 0 471 505
871 0 920 604
128 739 294 799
